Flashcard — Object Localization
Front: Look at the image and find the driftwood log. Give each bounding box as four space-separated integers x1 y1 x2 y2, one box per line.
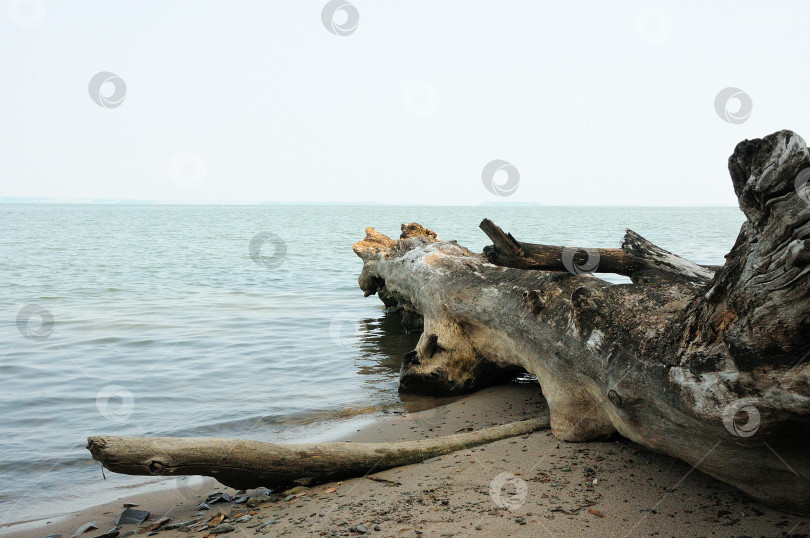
87 417 548 490
354 130 810 514
86 130 808 514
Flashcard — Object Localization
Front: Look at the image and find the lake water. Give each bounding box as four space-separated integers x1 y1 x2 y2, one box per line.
0 204 745 525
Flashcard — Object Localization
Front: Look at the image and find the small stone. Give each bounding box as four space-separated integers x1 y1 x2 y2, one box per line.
209 523 235 534
247 495 272 508
140 517 170 534
71 522 98 537
258 519 277 530
115 508 150 526
205 491 232 504
354 524 369 533
281 486 310 496
475 525 482 530
95 528 120 538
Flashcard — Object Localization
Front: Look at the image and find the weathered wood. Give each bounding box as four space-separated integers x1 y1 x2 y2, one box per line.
354 130 810 514
83 130 810 515
480 218 714 286
86 417 549 490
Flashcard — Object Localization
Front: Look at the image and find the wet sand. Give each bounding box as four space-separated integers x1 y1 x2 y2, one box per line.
3 384 806 537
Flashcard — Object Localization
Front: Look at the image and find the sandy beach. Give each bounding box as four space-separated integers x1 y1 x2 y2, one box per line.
3 384 805 538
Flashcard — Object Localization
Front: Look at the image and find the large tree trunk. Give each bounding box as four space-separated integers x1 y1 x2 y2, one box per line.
353 130 810 514
85 130 809 515
86 418 548 490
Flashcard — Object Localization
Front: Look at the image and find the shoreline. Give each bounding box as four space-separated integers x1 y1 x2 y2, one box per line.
0 387 475 537
3 384 805 537
0 388 465 532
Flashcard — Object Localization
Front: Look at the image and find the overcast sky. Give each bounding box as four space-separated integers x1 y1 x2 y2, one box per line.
1 1 808 205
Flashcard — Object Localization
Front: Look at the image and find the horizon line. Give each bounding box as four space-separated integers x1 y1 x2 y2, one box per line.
0 197 740 208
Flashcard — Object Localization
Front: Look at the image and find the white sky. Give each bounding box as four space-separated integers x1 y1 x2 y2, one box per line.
1 0 808 205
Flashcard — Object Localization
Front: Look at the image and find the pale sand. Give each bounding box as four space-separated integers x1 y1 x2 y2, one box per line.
3 384 806 537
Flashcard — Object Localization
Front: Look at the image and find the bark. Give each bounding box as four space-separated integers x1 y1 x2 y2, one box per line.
86 417 548 490
353 130 810 514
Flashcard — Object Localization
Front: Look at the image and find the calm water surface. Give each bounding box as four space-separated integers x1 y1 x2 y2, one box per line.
0 205 745 524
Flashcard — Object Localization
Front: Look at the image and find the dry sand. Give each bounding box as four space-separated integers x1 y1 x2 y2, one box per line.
3 384 806 538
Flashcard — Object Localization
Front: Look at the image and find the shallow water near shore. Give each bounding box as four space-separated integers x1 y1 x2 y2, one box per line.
0 204 745 525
